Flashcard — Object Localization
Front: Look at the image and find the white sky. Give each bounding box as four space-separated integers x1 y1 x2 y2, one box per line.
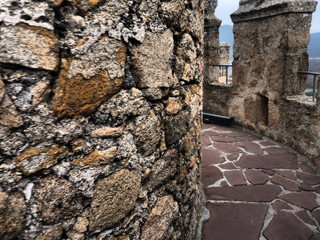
215 0 320 33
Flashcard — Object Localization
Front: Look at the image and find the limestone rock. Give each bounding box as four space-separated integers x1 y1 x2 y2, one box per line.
15 145 68 175
131 30 174 91
133 111 162 156
73 147 118 168
35 226 63 240
141 195 179 240
175 34 197 82
0 192 26 240
165 111 191 145
0 79 23 128
91 127 123 138
0 24 59 71
34 177 83 224
89 169 141 232
165 97 184 115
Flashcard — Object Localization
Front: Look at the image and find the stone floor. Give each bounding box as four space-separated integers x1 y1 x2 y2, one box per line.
201 123 320 240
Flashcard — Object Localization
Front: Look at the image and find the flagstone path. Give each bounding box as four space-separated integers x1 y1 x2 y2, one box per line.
201 123 320 240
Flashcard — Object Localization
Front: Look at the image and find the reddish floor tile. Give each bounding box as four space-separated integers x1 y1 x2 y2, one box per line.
203 203 268 240
311 234 320 240
274 170 296 180
202 124 216 130
299 183 315 192
210 135 236 143
220 181 229 187
300 163 318 175
262 169 275 175
263 147 288 155
279 192 319 211
245 169 269 185
259 140 276 147
205 185 281 202
219 162 237 169
225 131 249 137
297 172 320 186
272 200 293 211
227 153 240 161
295 210 316 226
201 166 223 188
202 130 220 137
224 170 247 186
270 175 299 191
202 135 212 147
238 136 261 141
235 141 263 154
311 209 320 225
214 142 241 153
202 147 225 166
263 211 314 240
236 154 299 170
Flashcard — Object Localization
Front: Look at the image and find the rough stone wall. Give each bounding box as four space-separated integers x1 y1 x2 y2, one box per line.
203 0 320 166
219 43 230 64
0 0 204 239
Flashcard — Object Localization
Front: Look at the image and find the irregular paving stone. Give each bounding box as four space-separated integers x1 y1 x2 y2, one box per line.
299 183 315 192
15 145 68 175
219 162 237 169
245 169 269 185
203 203 268 240
225 131 248 137
300 163 318 174
34 177 82 224
271 174 299 191
296 211 316 226
274 170 297 180
236 154 299 170
89 170 141 232
141 195 179 240
316 187 320 194
202 147 225 166
259 141 276 147
311 234 320 240
272 200 293 211
224 170 247 186
0 192 26 240
279 192 319 211
227 153 240 161
311 209 320 224
202 130 219 136
297 172 320 186
214 142 241 153
205 185 281 202
264 147 288 155
262 169 275 175
210 135 236 143
235 141 263 154
201 166 223 188
202 136 212 147
263 211 314 240
238 136 260 141
202 124 215 130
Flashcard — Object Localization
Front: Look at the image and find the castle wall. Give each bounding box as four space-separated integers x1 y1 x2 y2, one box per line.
203 0 320 166
0 0 205 239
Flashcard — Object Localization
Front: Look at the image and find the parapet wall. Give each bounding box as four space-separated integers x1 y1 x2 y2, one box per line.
204 0 320 166
0 0 204 239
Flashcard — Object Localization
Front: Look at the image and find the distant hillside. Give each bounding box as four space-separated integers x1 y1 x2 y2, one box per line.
308 32 320 58
219 25 233 60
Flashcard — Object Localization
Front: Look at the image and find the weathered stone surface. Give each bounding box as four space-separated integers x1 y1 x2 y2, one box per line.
236 154 299 169
201 165 222 188
297 172 320 186
279 192 319 211
0 192 26 240
54 37 126 118
141 195 179 240
91 127 123 138
89 169 141 232
214 142 241 153
203 203 268 240
272 200 293 211
165 111 190 145
0 79 23 128
235 141 263 154
245 169 269 185
175 33 197 82
263 211 314 240
144 150 177 191
34 177 82 224
15 145 68 175
219 162 237 169
274 170 296 180
312 209 320 224
296 211 316 226
0 24 59 71
206 185 282 202
224 170 247 186
73 147 118 168
165 97 184 115
202 147 225 166
131 30 174 93
270 174 299 191
35 226 63 240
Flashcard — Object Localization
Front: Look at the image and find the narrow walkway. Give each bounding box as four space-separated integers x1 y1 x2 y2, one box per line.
201 123 320 240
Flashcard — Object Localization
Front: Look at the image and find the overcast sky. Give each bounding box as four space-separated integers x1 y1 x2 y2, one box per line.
215 0 320 33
